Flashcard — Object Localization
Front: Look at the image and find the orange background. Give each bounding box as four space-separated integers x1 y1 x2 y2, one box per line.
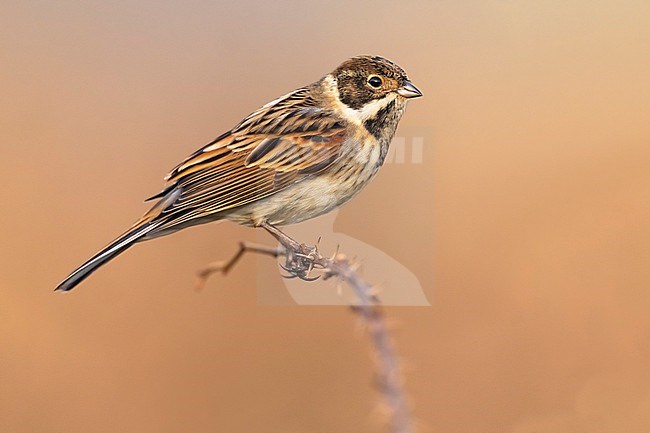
2 2 649 432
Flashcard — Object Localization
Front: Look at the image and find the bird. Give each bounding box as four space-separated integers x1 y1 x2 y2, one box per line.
55 55 422 292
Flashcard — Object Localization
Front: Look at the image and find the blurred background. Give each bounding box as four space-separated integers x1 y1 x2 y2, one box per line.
1 1 649 432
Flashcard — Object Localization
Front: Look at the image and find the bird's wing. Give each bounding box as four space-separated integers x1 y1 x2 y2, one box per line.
147 87 348 229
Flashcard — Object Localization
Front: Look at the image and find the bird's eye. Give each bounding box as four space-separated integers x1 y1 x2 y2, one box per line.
367 75 383 88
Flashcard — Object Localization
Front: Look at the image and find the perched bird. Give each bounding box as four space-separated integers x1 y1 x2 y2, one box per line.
55 55 422 292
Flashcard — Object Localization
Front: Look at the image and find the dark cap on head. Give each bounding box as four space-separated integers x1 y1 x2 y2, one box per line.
332 55 420 109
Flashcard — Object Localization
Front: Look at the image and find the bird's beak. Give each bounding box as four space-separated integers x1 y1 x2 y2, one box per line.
397 80 423 99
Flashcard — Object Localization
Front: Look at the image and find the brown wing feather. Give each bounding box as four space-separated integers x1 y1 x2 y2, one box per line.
147 86 347 233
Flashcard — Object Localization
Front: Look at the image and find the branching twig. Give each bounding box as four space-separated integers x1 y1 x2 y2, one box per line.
197 222 415 433
195 241 283 290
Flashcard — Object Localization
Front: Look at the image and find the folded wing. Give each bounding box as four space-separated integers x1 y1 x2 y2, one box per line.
145 87 348 233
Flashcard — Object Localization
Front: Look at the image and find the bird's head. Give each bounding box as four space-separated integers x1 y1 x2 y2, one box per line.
332 55 422 112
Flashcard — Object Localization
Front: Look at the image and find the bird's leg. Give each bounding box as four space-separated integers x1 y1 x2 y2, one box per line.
258 221 322 281
258 221 302 251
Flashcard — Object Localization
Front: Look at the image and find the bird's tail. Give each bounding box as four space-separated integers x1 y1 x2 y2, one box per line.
54 220 159 292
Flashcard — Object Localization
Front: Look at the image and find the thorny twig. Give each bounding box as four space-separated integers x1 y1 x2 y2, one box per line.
196 222 415 433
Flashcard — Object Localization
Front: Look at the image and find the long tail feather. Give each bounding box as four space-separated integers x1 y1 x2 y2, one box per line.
54 221 158 292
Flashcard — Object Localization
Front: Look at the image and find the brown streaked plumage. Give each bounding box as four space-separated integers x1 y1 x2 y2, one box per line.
55 55 422 292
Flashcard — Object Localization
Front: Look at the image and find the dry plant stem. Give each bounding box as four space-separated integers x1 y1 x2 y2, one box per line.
195 241 284 290
197 221 415 433
330 262 413 433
